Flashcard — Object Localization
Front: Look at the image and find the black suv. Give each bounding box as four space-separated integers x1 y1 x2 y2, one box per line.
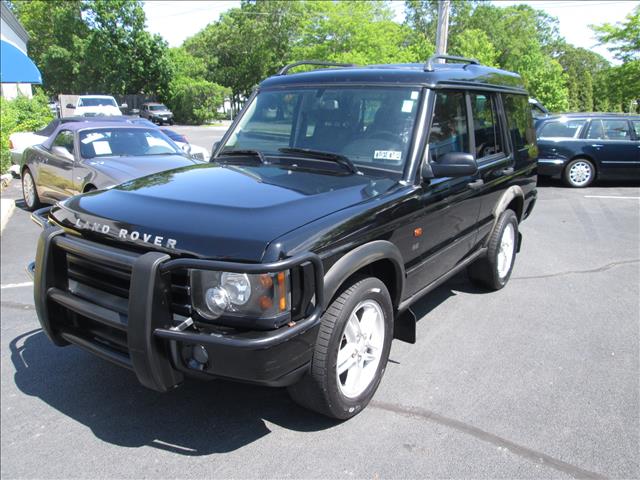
537 113 640 187
29 57 538 419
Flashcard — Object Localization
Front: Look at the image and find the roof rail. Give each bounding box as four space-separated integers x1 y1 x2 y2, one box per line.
277 61 357 75
424 55 480 72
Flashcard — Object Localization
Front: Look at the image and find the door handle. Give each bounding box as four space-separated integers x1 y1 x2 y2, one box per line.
468 179 484 190
502 167 514 175
591 144 603 148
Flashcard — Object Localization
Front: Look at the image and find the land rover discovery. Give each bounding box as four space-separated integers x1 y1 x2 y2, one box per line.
29 56 538 419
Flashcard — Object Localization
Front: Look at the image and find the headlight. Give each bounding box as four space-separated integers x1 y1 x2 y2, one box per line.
190 269 290 321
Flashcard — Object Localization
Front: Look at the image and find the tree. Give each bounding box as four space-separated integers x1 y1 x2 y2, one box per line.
556 45 609 112
450 29 498 67
10 0 171 96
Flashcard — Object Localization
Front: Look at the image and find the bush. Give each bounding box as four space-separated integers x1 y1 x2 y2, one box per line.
0 89 53 174
164 77 230 124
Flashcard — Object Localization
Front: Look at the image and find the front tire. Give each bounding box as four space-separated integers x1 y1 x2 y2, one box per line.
22 169 41 211
564 158 595 188
468 209 518 290
288 277 393 419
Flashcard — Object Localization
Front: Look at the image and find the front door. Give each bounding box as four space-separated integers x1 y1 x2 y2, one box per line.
404 90 481 297
42 130 76 200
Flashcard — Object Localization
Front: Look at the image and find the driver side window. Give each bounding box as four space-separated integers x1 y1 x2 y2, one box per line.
53 130 74 154
428 91 470 163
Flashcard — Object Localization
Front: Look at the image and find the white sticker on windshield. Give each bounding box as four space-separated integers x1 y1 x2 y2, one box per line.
93 141 112 155
81 132 105 144
410 91 419 100
374 150 402 162
402 100 414 113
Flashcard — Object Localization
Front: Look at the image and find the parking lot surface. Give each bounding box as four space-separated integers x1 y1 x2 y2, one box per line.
1 160 638 478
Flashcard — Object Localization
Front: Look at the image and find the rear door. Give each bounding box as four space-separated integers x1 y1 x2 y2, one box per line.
583 118 638 178
404 89 481 296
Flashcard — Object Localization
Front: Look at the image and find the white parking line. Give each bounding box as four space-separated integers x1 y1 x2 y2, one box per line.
584 195 640 200
0 282 33 290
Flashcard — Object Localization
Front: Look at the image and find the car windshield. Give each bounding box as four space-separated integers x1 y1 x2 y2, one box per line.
78 97 117 107
149 104 168 111
78 128 181 158
220 87 422 175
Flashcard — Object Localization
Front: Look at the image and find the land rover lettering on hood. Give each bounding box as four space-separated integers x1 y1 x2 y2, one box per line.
29 57 537 420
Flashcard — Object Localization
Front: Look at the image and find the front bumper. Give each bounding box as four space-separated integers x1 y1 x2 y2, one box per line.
30 208 324 392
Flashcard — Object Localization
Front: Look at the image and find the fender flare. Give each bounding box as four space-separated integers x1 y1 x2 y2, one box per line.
492 185 524 221
323 240 405 310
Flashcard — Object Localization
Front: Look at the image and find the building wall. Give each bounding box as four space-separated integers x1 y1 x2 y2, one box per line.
1 2 33 99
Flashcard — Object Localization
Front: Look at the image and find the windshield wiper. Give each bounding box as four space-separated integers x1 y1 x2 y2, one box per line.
216 149 266 164
278 147 360 174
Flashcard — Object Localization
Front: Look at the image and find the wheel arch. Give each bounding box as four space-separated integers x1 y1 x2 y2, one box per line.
83 183 97 192
493 185 525 222
323 240 404 311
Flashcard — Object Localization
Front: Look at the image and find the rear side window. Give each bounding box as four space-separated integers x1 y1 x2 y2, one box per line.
469 93 503 158
427 91 470 163
587 119 632 140
503 94 536 156
539 120 585 138
633 121 640 138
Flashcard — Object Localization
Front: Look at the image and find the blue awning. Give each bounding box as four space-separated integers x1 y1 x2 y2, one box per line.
0 40 42 84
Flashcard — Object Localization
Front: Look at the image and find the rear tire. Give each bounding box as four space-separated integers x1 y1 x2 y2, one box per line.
563 158 595 188
288 277 393 419
21 169 41 211
468 209 518 290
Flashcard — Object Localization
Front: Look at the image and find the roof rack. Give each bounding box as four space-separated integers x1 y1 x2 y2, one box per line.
424 55 480 72
277 60 357 75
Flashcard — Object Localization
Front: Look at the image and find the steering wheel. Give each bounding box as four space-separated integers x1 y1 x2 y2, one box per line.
367 131 399 142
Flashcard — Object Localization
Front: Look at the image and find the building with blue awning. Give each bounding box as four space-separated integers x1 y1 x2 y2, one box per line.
1 1 41 99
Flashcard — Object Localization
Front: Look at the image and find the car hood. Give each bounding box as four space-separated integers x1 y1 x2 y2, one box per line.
50 162 394 261
85 154 200 185
150 110 172 115
76 105 122 116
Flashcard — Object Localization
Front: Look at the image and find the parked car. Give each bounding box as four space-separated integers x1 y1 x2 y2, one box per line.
28 57 537 419
160 128 210 161
9 116 156 168
66 95 126 117
20 122 201 210
140 102 174 125
537 113 640 187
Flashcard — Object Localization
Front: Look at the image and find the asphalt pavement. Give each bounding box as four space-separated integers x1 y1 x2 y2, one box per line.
1 151 638 479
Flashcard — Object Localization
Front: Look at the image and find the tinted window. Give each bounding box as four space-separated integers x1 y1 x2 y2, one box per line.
470 93 503 158
427 91 469 163
503 94 536 154
539 120 585 138
602 119 631 140
53 130 74 153
633 121 640 137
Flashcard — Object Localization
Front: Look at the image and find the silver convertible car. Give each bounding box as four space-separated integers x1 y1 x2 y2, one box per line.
21 122 201 210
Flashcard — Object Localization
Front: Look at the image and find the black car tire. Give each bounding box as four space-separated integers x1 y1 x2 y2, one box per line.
468 209 518 291
21 169 42 211
563 158 595 188
287 277 393 419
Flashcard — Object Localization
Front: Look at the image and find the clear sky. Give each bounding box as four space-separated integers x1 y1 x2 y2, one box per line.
142 0 638 63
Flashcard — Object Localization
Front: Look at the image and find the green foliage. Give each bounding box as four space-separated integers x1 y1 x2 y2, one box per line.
10 0 170 96
166 77 231 124
450 29 498 67
0 90 53 174
591 5 639 62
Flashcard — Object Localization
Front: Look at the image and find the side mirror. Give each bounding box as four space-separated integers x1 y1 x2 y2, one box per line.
66 104 75 109
425 152 478 179
51 145 74 161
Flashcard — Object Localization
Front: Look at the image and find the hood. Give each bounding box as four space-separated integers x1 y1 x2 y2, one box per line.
50 162 394 261
76 105 122 116
86 154 200 184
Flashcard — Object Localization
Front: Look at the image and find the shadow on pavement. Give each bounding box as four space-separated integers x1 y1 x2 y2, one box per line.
10 329 337 456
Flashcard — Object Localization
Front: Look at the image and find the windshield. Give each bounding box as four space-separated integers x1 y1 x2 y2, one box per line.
149 104 168 111
78 97 117 107
221 87 422 175
78 128 182 158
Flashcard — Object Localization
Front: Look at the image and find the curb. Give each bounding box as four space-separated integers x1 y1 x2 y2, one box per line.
1 197 16 233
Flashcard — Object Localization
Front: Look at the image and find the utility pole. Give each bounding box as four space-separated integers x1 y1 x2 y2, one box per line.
434 0 451 62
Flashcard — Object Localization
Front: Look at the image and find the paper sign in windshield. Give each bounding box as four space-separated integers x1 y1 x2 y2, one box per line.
93 141 112 155
374 150 402 162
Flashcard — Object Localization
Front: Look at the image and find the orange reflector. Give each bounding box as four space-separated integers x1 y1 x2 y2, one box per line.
259 295 273 310
259 274 273 289
413 227 423 237
277 271 287 311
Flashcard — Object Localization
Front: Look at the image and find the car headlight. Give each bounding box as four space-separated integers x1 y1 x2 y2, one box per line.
190 269 290 321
